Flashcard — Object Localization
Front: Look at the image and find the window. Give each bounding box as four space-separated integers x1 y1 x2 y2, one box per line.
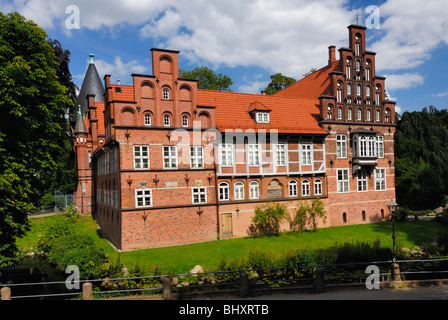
337 82 342 103
346 59 351 79
289 180 298 197
359 135 375 157
314 179 322 195
190 146 204 169
256 112 270 123
355 60 361 72
376 136 384 158
347 83 352 96
219 182 229 201
182 115 189 127
366 85 371 97
357 169 368 192
356 84 361 96
362 211 366 221
135 189 152 208
220 144 233 166
144 113 151 126
376 110 381 122
343 212 347 223
367 109 371 122
337 107 343 120
357 109 362 121
275 144 286 166
301 144 312 165
164 114 171 127
302 179 310 197
375 168 386 190
234 181 244 200
162 87 170 100
247 144 260 166
134 145 149 169
192 187 207 204
249 181 259 199
348 108 352 121
336 135 347 158
337 169 349 193
163 146 177 169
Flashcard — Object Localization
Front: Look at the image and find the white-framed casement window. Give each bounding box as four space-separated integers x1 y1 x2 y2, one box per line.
357 108 362 121
337 107 343 120
163 146 177 169
182 115 189 127
134 145 149 169
347 83 352 96
289 180 298 197
162 87 170 100
336 135 347 158
144 113 151 126
301 144 312 165
376 136 384 158
376 110 381 122
367 109 371 122
348 108 352 121
302 179 310 197
190 146 204 169
275 144 286 166
220 144 233 167
192 187 207 204
249 181 259 199
337 169 350 193
135 189 152 208
247 144 260 166
314 179 322 195
375 168 386 191
256 112 269 123
357 169 368 192
234 181 244 200
218 182 229 201
163 114 171 127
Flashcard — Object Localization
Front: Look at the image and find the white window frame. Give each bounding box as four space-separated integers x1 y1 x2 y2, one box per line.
192 187 207 204
289 180 298 197
336 135 347 159
275 144 286 166
337 169 350 193
376 110 381 122
133 145 149 169
163 114 171 127
301 144 312 165
234 181 244 200
376 136 384 158
348 108 352 121
302 179 310 197
347 83 352 96
337 107 343 120
219 182 229 201
247 144 260 166
135 189 152 208
249 181 259 199
144 113 151 126
375 168 386 191
220 144 234 167
182 115 189 127
357 169 368 192
163 146 177 169
256 112 270 123
314 179 322 196
162 87 170 100
190 146 204 169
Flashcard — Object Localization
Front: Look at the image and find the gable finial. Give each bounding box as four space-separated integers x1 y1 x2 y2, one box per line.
89 53 95 64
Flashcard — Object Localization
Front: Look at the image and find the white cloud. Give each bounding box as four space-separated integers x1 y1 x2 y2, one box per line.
93 57 148 84
383 73 425 91
434 91 448 98
238 80 270 94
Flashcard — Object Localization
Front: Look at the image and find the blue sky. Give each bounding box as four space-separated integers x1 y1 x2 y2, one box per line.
2 0 448 114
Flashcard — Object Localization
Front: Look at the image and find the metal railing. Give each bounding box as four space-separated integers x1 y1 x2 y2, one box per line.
1 258 447 300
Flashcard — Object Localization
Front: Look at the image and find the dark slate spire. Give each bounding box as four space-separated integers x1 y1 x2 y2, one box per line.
71 54 104 124
74 105 88 134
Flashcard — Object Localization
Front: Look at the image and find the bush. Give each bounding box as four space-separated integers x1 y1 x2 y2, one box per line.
250 202 289 236
290 198 327 232
37 215 73 252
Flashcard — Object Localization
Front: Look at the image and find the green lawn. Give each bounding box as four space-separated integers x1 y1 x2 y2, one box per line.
18 214 441 274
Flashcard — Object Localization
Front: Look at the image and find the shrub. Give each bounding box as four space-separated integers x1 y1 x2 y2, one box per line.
290 198 327 232
36 215 73 252
250 202 289 236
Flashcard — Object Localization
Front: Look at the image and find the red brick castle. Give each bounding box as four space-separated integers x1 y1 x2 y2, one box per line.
72 24 396 250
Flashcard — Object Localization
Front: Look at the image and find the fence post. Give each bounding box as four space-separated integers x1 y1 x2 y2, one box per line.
82 282 93 300
391 262 402 285
239 272 250 297
314 267 325 293
162 276 173 300
1 287 11 300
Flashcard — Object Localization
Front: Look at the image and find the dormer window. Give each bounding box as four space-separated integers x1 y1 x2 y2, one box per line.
256 112 270 124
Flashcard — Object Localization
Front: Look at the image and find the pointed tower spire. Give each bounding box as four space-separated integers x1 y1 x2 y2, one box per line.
74 104 87 134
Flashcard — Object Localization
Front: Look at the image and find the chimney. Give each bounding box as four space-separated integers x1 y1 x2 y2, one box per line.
328 46 336 66
261 90 266 96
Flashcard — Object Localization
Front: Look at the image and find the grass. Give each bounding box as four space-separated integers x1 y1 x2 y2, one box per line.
18 214 441 274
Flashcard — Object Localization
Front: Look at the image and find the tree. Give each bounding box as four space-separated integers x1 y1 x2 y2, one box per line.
302 68 318 78
264 73 296 95
179 66 233 91
0 13 71 268
290 198 327 232
250 202 289 236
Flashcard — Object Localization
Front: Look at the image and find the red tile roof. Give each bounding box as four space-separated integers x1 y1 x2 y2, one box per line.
274 60 340 100
197 90 327 135
109 84 135 101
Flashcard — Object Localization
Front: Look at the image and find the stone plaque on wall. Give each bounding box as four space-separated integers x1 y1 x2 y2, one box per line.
165 181 178 188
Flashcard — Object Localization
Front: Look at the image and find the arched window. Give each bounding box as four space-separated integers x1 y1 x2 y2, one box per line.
362 211 366 221
302 179 310 197
144 113 151 126
327 105 333 120
348 108 352 121
289 180 298 197
249 181 259 199
346 58 352 79
385 108 391 123
381 209 385 219
163 114 171 127
347 83 352 96
355 60 361 72
314 179 322 195
162 87 170 100
182 115 189 127
375 85 381 105
343 212 347 223
337 107 343 120
365 60 371 81
219 182 229 201
337 82 342 103
366 85 371 97
376 110 381 122
356 84 361 96
367 109 371 122
234 181 244 200
357 108 362 121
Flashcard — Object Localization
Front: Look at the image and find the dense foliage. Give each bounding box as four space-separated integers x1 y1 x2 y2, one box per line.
179 66 233 91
